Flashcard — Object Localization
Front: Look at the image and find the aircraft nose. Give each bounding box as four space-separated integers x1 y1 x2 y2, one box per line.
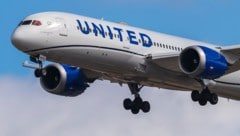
11 28 36 52
11 29 24 50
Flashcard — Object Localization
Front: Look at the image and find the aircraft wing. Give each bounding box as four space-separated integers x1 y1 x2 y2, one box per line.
146 52 182 73
148 44 240 75
220 45 240 74
221 44 240 55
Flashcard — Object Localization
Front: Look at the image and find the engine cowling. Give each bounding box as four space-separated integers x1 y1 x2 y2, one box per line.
179 46 228 79
40 64 90 96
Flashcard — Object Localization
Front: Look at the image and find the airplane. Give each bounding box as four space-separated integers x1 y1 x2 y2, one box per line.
11 11 240 114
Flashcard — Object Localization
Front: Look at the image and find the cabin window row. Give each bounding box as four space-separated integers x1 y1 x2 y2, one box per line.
153 42 183 52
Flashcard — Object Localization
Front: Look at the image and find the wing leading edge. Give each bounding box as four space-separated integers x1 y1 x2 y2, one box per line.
220 45 240 74
146 52 182 73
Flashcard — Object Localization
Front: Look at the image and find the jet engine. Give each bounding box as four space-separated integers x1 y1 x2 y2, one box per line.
179 46 228 79
40 64 90 96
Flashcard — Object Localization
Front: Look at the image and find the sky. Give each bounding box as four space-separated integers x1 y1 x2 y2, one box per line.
1 0 240 136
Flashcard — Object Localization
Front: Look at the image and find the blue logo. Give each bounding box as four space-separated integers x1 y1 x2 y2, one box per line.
76 19 153 48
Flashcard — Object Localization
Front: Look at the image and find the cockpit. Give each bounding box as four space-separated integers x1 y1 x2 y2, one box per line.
18 20 42 26
12 12 69 52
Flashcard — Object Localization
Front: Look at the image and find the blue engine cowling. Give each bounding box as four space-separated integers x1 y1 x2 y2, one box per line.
179 46 228 79
40 64 90 96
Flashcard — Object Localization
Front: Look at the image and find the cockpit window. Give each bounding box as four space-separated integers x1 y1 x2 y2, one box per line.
22 20 32 25
18 20 42 26
32 20 42 26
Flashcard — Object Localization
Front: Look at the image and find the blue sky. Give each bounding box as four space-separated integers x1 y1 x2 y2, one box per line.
2 0 240 75
1 1 240 136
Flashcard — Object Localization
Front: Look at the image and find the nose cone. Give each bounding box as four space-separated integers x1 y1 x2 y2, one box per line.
11 28 31 52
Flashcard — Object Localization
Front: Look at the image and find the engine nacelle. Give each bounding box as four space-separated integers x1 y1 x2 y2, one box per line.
179 46 228 79
40 64 90 96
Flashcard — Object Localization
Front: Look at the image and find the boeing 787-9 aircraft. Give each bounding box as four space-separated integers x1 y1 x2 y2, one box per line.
11 12 240 114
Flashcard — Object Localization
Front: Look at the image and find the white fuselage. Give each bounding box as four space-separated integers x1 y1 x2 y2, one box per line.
11 12 240 100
